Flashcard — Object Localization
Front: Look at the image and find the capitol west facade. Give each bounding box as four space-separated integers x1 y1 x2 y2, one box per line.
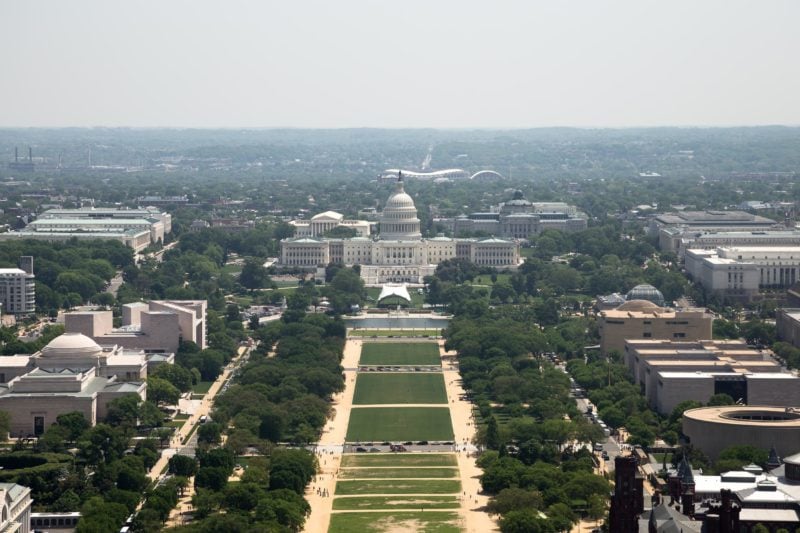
280 176 520 284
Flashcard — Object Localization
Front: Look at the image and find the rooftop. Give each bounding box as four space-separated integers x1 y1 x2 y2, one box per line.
718 246 800 253
738 508 799 523
104 381 146 394
0 356 31 367
30 218 158 225
0 268 29 275
694 230 800 238
657 210 776 224
683 406 800 427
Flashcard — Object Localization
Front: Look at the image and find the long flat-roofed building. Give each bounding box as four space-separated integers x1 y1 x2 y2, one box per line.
660 228 800 257
649 210 779 242
38 206 171 232
0 206 172 252
0 228 153 252
598 299 714 355
623 339 800 414
685 246 800 300
27 217 165 244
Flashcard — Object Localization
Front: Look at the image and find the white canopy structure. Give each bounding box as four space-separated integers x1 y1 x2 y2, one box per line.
377 283 412 305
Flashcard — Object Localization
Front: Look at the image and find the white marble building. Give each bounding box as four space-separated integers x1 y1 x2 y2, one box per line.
289 211 371 238
685 246 800 299
280 176 520 284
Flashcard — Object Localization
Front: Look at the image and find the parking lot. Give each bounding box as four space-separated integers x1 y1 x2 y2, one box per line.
356 365 441 372
343 441 463 454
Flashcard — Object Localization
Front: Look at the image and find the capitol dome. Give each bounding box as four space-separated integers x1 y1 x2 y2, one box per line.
379 174 422 240
385 188 416 211
625 284 665 307
40 333 103 358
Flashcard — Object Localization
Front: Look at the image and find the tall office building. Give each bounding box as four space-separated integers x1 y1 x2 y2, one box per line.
0 257 35 315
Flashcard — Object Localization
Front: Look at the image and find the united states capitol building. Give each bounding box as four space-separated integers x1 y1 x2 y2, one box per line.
280 175 520 285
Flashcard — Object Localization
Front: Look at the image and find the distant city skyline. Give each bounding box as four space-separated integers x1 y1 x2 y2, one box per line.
1 0 798 128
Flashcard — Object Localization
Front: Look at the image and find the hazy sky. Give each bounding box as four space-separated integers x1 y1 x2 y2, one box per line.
1 1 798 128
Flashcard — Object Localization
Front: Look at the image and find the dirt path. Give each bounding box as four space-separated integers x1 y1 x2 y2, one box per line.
441 340 499 533
302 338 361 533
351 403 448 408
164 477 196 528
570 518 602 532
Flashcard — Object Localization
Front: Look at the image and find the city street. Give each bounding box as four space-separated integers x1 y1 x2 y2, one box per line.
147 342 254 482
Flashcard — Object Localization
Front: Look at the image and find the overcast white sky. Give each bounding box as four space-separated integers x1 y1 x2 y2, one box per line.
1 1 798 128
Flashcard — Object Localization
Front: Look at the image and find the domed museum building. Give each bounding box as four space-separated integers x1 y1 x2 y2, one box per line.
0 332 172 437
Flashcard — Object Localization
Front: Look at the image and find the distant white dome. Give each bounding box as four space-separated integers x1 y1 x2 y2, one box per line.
40 333 102 358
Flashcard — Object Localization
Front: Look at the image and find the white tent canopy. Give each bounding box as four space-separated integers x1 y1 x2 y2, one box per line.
377 283 412 304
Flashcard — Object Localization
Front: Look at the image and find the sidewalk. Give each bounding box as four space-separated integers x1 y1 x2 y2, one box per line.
147 344 251 481
302 339 361 533
440 340 498 533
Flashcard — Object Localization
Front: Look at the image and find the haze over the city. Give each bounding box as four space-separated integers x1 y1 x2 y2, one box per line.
2 0 799 129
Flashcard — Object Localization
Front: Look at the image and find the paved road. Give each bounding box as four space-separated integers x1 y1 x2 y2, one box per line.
105 271 124 297
146 342 254 481
138 240 178 265
561 364 621 470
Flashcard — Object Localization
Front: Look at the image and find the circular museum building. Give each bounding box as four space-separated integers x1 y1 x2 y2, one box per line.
683 406 800 461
